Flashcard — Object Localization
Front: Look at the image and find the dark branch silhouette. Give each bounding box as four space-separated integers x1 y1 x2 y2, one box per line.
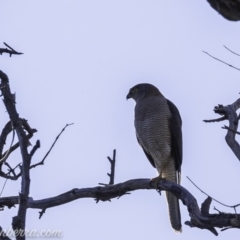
223 45 240 56
107 149 116 185
203 116 227 123
187 177 240 209
222 125 240 135
0 70 32 240
30 123 73 169
0 119 37 181
0 178 240 236
0 43 23 57
204 99 240 161
30 140 41 157
203 51 240 71
99 149 116 186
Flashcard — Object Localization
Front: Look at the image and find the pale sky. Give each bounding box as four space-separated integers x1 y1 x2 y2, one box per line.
1 1 240 239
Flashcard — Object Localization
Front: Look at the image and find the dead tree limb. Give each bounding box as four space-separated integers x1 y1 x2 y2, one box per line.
203 116 227 123
0 119 37 171
0 178 239 235
204 98 240 161
99 149 116 186
0 70 35 240
30 123 73 169
0 121 13 163
203 51 240 71
0 43 23 57
107 149 116 185
223 45 240 56
0 163 22 180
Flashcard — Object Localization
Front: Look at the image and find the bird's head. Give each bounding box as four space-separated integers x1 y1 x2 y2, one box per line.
126 83 161 102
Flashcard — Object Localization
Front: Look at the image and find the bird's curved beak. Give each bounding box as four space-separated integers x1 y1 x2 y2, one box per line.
126 92 131 100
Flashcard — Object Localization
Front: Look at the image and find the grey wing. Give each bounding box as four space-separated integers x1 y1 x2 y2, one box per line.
166 99 182 174
136 136 156 168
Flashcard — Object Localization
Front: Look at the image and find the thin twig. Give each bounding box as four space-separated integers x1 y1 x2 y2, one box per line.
4 162 17 177
221 227 233 232
39 208 46 219
214 206 222 214
30 123 73 169
0 178 8 197
0 162 22 180
223 45 240 57
0 123 15 163
204 101 240 161
203 116 227 123
107 149 116 185
29 140 40 157
99 149 116 186
222 125 240 135
187 176 240 209
0 119 37 161
203 51 240 71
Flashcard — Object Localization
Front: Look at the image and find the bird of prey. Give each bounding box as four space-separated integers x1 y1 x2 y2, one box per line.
127 83 182 232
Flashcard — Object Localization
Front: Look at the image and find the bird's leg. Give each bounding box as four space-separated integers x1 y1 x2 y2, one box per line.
150 175 162 188
150 171 165 193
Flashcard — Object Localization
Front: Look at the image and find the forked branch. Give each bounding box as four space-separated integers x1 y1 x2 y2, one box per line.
0 70 33 240
99 149 116 186
204 98 240 161
0 178 239 235
203 51 240 71
30 123 73 169
0 43 23 57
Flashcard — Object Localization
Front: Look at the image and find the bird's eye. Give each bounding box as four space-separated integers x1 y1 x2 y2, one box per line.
132 88 138 93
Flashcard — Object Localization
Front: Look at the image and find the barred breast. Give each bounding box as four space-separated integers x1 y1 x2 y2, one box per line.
134 96 171 171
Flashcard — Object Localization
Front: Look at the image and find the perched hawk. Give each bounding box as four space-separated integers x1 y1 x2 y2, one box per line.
127 83 182 232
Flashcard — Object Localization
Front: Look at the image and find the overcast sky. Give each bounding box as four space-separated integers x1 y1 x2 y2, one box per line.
1 1 240 239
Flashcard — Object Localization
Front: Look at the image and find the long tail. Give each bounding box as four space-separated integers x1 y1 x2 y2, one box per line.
162 161 182 232
165 191 182 232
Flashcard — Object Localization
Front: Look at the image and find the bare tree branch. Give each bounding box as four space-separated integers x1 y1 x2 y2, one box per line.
0 121 14 164
0 70 31 240
222 125 240 135
204 98 240 161
223 45 240 56
4 162 17 178
0 178 239 235
99 149 116 186
0 178 8 198
0 163 22 181
30 123 73 169
29 140 40 157
0 42 23 57
0 163 22 197
187 176 240 209
0 119 36 173
38 208 46 219
203 116 227 123
107 149 116 185
203 51 240 71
